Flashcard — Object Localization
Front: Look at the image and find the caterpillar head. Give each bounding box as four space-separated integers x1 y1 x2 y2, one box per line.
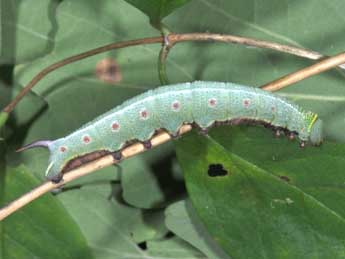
309 118 323 146
303 111 323 146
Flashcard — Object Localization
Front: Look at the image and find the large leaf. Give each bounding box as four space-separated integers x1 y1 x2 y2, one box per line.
0 0 59 64
124 0 192 27
210 126 345 217
165 199 230 259
1 166 93 259
121 158 165 208
58 181 205 259
6 1 345 258
0 165 206 259
175 127 345 258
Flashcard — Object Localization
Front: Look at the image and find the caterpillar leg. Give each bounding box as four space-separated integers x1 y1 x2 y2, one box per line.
142 140 152 149
51 185 64 194
275 129 282 137
192 122 209 136
288 132 295 140
50 173 63 184
198 127 209 136
112 150 122 161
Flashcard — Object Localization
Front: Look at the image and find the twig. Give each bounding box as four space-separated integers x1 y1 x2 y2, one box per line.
0 125 192 221
261 52 345 91
2 33 343 116
170 33 325 61
1 38 345 221
157 23 172 85
158 39 173 85
2 37 163 114
160 33 345 84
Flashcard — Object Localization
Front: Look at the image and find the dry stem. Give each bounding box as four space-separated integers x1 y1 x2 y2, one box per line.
2 33 342 115
0 125 192 220
262 52 345 91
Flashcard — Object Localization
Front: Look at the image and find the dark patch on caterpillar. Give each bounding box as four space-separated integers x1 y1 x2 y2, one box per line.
191 118 300 142
208 163 228 177
59 119 295 170
61 150 111 175
57 130 165 180
142 140 152 149
56 118 300 183
112 150 122 161
51 174 63 184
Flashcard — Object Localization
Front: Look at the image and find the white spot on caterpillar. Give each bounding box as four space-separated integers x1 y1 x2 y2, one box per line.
59 146 67 153
82 135 91 144
111 121 120 132
243 98 251 108
208 98 217 108
139 108 149 120
171 100 181 111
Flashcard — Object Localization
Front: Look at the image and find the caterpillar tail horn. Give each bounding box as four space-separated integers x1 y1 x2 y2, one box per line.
16 140 52 152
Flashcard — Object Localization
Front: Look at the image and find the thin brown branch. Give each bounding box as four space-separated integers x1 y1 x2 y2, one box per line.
262 52 345 91
158 39 174 85
2 33 342 116
2 37 164 114
160 33 345 92
169 33 325 60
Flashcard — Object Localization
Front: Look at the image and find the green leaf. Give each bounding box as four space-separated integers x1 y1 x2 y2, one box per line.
124 0 191 27
121 150 187 209
1 0 59 64
175 128 345 258
0 82 46 132
165 199 230 259
121 158 165 209
8 1 345 258
146 236 205 258
1 166 93 259
0 139 6 259
58 182 204 258
210 126 345 218
0 112 8 131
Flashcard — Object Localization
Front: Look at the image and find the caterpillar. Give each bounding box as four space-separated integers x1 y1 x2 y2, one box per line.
18 81 323 183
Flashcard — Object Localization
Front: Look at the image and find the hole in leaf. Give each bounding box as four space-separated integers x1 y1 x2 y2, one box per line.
137 241 147 250
279 175 290 182
165 231 175 238
208 163 228 177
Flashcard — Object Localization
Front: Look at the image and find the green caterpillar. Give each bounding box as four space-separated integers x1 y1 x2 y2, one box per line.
19 81 323 182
